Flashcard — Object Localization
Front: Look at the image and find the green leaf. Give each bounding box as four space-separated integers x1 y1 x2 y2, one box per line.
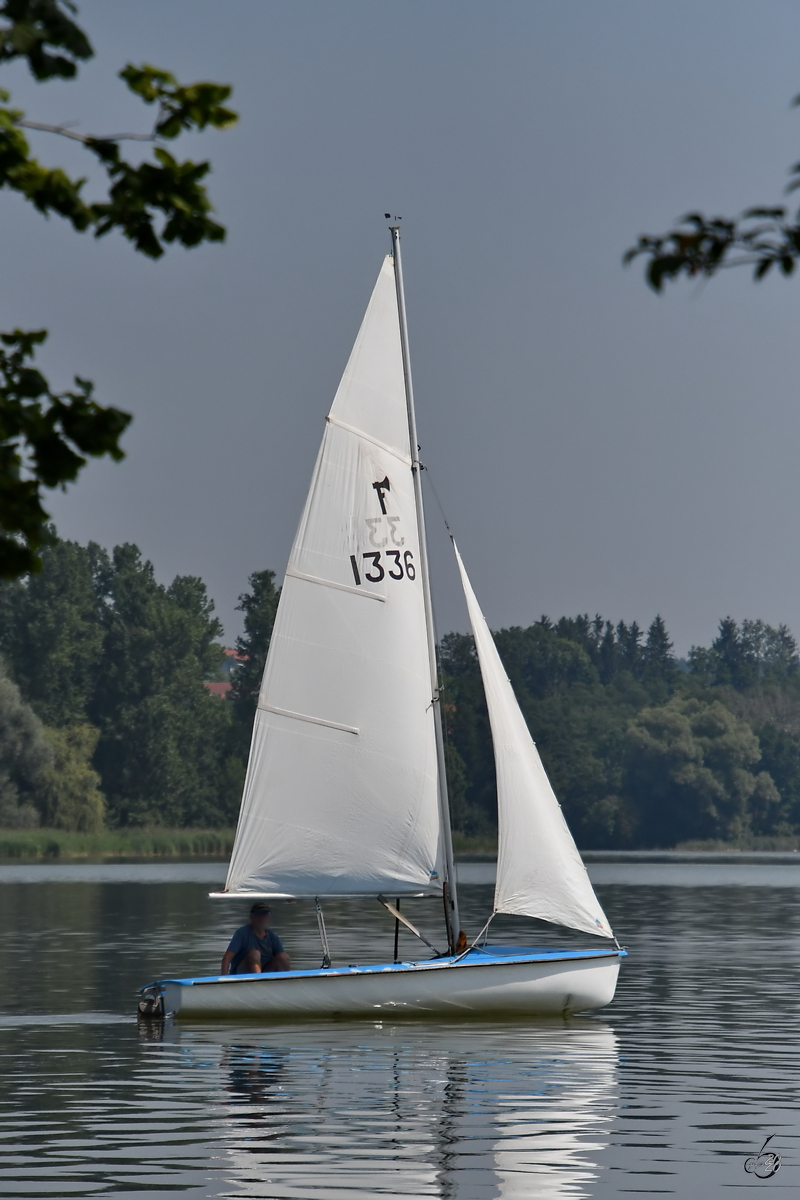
0 0 93 80
0 329 131 577
120 63 238 138
119 63 176 103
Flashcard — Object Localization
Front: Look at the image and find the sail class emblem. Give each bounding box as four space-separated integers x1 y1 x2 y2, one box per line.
372 477 390 514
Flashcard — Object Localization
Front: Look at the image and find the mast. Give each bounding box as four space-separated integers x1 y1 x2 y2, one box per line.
389 225 461 948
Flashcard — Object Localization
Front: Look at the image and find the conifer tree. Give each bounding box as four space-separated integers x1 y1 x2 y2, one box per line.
230 569 281 757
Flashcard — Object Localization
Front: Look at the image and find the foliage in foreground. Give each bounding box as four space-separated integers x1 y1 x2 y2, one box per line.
0 1 236 576
626 84 800 290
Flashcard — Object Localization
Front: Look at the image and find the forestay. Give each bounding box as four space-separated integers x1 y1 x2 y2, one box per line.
223 257 443 898
453 543 614 939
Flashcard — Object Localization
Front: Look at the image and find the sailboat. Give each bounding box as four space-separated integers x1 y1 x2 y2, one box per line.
139 229 624 1019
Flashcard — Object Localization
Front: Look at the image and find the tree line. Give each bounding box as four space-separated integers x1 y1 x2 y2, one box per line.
0 534 277 832
442 613 800 847
1 531 800 848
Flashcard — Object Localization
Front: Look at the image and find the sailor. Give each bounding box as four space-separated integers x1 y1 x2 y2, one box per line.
221 902 291 974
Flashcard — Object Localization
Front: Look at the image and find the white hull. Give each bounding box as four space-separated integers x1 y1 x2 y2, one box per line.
147 948 623 1020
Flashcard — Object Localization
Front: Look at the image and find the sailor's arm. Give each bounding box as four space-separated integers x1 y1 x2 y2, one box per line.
221 949 235 975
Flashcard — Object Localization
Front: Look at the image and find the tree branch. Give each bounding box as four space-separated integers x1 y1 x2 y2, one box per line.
17 118 156 143
624 209 800 291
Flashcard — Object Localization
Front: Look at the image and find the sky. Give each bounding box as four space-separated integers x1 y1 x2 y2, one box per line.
3 0 800 653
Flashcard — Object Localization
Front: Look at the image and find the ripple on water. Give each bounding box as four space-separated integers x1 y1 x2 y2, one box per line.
1 1019 620 1198
0 858 799 1197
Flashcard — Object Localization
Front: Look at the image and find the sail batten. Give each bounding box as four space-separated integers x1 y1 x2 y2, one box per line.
326 414 413 464
453 543 614 940
284 566 385 601
223 257 443 899
259 704 360 735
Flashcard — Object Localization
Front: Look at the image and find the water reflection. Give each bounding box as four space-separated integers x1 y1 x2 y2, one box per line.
492 1027 617 1199
222 1043 287 1108
136 1020 617 1200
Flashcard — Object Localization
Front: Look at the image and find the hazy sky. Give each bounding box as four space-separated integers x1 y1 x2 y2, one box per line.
3 0 800 652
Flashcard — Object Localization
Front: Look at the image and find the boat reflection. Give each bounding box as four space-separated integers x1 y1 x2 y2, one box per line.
157 1019 618 1198
490 1026 618 1198
222 1044 287 1109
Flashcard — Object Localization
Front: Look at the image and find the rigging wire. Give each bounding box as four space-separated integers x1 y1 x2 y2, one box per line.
452 913 496 963
423 466 504 957
421 464 454 536
422 463 498 950
420 464 460 911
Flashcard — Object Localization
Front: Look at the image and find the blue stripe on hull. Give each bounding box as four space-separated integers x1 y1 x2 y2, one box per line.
143 945 625 992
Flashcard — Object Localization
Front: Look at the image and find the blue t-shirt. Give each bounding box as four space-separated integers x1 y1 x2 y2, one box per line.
227 925 285 973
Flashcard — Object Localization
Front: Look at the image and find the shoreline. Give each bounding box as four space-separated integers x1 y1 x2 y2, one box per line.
3 827 800 861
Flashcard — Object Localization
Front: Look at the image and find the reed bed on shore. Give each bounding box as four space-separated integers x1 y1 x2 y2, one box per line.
676 835 800 852
452 833 498 856
7 827 789 861
0 828 236 859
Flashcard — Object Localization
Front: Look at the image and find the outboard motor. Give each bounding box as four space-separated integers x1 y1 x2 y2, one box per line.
137 986 165 1019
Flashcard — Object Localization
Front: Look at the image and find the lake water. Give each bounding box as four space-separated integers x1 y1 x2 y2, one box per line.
0 853 798 1198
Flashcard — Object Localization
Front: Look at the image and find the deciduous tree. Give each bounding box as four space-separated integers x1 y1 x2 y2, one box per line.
625 696 778 845
39 722 103 831
89 544 232 826
0 659 51 827
0 534 103 723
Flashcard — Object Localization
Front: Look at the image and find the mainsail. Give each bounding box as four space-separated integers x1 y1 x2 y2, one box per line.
453 543 614 939
223 257 443 897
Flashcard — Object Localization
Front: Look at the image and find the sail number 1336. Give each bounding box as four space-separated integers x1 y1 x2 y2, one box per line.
350 550 416 586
